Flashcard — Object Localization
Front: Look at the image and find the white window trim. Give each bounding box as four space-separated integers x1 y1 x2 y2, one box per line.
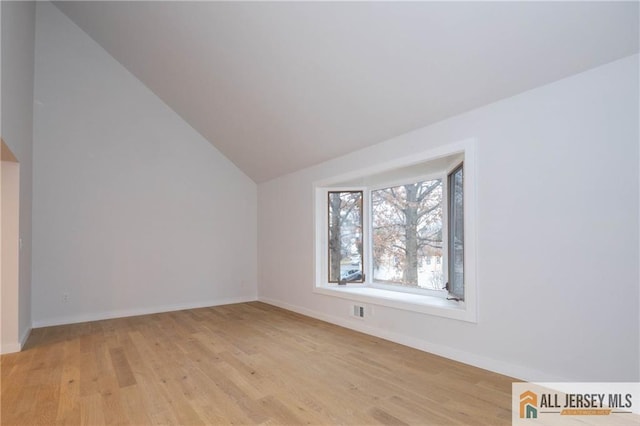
313 138 477 323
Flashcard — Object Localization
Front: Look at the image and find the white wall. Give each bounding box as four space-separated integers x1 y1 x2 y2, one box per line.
2 159 20 352
32 2 257 327
1 0 36 351
258 55 639 382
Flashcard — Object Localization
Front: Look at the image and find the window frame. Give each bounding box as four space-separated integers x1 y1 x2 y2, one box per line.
447 162 465 300
313 139 477 323
327 190 365 284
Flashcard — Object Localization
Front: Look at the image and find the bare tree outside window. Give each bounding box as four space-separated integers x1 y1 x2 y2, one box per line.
372 180 443 288
328 191 363 283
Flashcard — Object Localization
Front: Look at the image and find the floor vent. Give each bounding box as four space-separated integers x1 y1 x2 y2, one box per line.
352 304 365 318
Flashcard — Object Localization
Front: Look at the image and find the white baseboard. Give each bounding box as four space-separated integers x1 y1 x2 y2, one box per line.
0 327 32 354
259 296 570 383
32 296 258 328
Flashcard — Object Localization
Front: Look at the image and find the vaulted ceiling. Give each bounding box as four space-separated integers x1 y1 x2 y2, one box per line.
54 1 639 183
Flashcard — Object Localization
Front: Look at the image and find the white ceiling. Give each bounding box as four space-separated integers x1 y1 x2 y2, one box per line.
53 1 639 183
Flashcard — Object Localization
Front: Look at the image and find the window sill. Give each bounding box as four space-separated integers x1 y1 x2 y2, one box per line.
314 285 476 322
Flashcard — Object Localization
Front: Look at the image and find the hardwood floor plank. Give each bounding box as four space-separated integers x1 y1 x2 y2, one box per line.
369 406 410 426
79 393 105 426
32 383 60 426
387 395 461 425
256 395 306 425
118 386 152 425
2 302 526 425
55 353 81 424
108 347 136 388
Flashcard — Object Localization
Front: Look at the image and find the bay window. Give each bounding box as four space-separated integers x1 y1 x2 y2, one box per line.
314 140 476 322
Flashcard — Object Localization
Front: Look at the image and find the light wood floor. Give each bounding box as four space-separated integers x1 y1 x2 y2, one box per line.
1 302 514 425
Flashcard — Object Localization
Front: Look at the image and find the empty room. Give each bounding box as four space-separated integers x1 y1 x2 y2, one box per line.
1 1 639 425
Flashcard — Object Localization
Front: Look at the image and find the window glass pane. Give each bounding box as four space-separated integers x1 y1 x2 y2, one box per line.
448 165 464 299
372 180 443 289
328 191 363 283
